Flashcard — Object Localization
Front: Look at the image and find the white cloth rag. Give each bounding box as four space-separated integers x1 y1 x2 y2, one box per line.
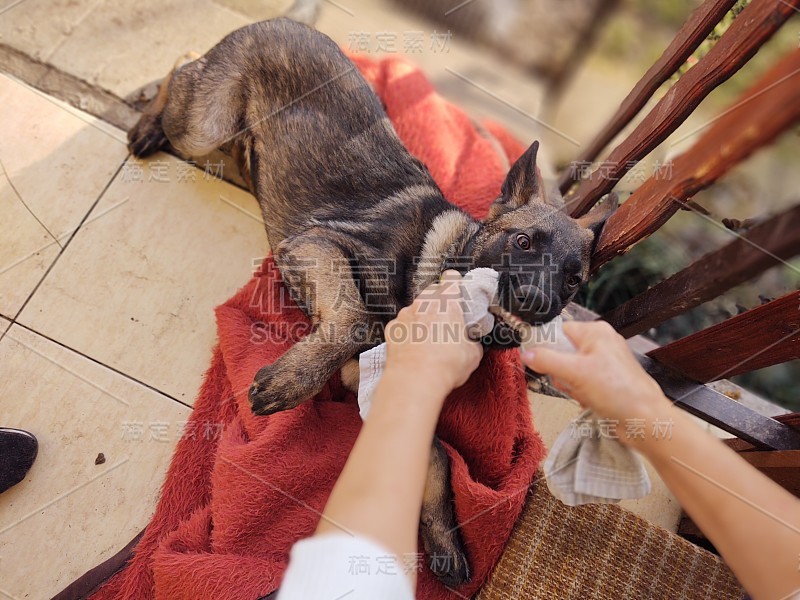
543 409 651 506
356 269 651 506
530 318 651 505
357 268 499 420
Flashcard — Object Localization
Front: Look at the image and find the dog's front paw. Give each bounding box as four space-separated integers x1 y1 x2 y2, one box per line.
421 521 471 588
248 365 304 416
128 113 168 158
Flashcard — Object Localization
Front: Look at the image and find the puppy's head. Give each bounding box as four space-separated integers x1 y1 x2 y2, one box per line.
470 141 616 343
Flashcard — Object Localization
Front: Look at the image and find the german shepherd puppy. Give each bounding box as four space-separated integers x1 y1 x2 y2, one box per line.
128 17 615 587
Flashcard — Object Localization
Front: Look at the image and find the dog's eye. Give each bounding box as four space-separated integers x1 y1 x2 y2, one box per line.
566 275 582 289
515 233 531 250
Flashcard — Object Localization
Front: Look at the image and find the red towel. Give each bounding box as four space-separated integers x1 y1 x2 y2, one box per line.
91 53 545 600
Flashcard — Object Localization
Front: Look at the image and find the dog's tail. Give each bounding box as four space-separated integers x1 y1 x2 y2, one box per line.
285 0 320 26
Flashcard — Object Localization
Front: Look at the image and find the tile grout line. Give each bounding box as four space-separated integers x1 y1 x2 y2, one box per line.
10 320 194 411
3 154 206 412
0 50 248 414
0 160 63 250
0 46 250 191
0 42 137 133
0 78 218 414
0 59 135 348
11 156 128 323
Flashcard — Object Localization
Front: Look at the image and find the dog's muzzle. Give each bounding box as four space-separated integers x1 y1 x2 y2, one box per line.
510 284 562 325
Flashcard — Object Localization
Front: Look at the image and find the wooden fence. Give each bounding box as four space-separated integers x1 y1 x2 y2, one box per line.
558 0 800 451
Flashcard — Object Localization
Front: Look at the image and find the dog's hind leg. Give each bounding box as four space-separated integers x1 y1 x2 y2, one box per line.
421 437 471 587
128 52 200 158
128 32 251 160
248 234 370 416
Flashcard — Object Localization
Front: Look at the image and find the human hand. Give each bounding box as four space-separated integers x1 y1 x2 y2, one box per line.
521 320 671 424
384 270 483 396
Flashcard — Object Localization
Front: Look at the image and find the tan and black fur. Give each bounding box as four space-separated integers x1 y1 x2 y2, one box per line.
128 17 615 587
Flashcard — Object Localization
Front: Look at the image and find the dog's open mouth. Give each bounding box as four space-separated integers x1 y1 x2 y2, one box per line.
485 305 530 346
489 305 527 334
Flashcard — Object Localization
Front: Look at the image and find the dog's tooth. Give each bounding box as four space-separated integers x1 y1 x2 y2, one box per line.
488 305 529 336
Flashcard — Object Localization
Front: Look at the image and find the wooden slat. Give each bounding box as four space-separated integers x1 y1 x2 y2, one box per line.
724 414 800 452
557 0 737 195
602 204 800 338
724 437 760 453
564 0 799 218
640 356 800 451
592 45 800 269
726 447 800 479
647 291 800 383
777 413 800 430
679 449 800 549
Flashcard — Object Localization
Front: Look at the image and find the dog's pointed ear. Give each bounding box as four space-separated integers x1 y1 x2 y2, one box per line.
577 193 619 249
487 140 546 220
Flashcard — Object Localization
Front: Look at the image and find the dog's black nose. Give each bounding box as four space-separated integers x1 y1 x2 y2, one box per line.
512 284 561 324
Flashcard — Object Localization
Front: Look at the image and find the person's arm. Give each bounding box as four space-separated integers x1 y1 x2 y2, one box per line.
315 271 482 584
522 321 800 600
636 405 800 600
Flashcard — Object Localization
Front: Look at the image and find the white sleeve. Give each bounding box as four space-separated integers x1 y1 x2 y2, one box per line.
277 533 415 600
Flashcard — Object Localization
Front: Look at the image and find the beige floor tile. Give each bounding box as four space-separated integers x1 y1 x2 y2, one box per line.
0 170 61 316
0 0 101 61
0 316 9 336
0 73 128 241
529 390 682 532
0 73 128 318
0 0 290 99
0 325 190 599
18 154 269 403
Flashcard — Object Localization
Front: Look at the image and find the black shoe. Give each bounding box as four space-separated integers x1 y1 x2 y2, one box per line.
0 429 38 493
